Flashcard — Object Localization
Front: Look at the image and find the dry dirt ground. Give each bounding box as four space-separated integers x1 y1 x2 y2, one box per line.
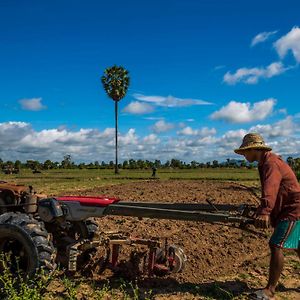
49 180 299 299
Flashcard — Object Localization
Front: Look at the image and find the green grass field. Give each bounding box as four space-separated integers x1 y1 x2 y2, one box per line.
2 168 260 195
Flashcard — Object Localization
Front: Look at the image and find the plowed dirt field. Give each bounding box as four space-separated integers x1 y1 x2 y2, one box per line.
50 180 299 299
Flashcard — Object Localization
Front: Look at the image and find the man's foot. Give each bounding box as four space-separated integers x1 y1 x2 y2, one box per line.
248 289 275 300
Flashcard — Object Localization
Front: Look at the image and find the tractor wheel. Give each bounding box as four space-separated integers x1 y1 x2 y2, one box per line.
68 219 101 268
70 218 99 239
0 212 56 277
54 218 103 271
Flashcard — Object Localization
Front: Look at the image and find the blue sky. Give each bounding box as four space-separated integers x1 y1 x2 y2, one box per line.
0 0 300 163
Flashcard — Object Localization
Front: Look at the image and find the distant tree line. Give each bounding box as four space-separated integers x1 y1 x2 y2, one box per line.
286 157 300 179
1 155 300 174
0 155 257 173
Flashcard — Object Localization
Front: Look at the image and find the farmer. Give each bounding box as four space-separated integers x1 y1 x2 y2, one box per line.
151 166 157 177
234 133 300 300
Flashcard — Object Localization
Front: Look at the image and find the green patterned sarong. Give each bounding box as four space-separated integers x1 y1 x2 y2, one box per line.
270 220 300 249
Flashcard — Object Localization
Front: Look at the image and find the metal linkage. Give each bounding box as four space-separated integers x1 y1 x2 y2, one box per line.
66 233 186 276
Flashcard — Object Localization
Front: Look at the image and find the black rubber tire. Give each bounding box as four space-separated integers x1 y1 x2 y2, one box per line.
69 218 100 265
70 218 99 239
84 218 99 238
53 218 100 270
68 219 109 276
0 212 56 277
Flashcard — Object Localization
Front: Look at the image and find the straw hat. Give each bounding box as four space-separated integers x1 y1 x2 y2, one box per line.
234 133 272 155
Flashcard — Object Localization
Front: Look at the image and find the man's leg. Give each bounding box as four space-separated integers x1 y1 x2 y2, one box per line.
263 246 284 296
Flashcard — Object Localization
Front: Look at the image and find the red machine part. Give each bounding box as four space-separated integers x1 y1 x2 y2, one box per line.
56 196 120 207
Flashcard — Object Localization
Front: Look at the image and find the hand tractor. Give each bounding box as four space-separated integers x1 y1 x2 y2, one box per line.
0 181 256 278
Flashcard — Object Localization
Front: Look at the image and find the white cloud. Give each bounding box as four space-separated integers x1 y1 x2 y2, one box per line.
1 117 300 163
274 26 300 62
122 101 154 115
143 117 164 120
151 120 174 133
143 134 160 145
0 122 32 145
216 117 300 158
0 121 142 162
249 116 296 138
222 129 247 140
119 128 138 145
251 30 278 47
19 98 47 111
210 99 276 123
213 129 248 154
177 126 216 136
133 93 213 107
223 62 288 85
224 26 300 85
177 126 196 136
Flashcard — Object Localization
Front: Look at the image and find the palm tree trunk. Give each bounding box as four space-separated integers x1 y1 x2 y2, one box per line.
115 100 119 174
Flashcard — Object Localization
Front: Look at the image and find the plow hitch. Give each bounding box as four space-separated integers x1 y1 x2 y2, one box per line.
51 197 255 276
54 196 256 227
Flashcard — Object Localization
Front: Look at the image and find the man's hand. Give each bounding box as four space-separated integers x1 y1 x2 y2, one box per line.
254 214 270 229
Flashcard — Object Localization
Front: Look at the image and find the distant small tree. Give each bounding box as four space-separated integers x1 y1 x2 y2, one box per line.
164 160 170 168
122 160 129 169
154 159 162 168
190 160 198 169
109 161 114 169
248 163 254 169
53 162 60 169
3 161 15 174
170 159 181 168
287 156 295 170
43 159 54 170
26 160 41 171
240 160 247 168
14 160 22 170
212 160 219 168
128 159 137 169
61 155 72 169
295 158 300 169
137 159 146 169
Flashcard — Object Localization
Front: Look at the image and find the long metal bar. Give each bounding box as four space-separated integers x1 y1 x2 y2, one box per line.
103 204 251 224
116 202 243 212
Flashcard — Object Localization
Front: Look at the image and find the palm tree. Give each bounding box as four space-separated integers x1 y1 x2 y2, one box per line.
101 65 130 174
